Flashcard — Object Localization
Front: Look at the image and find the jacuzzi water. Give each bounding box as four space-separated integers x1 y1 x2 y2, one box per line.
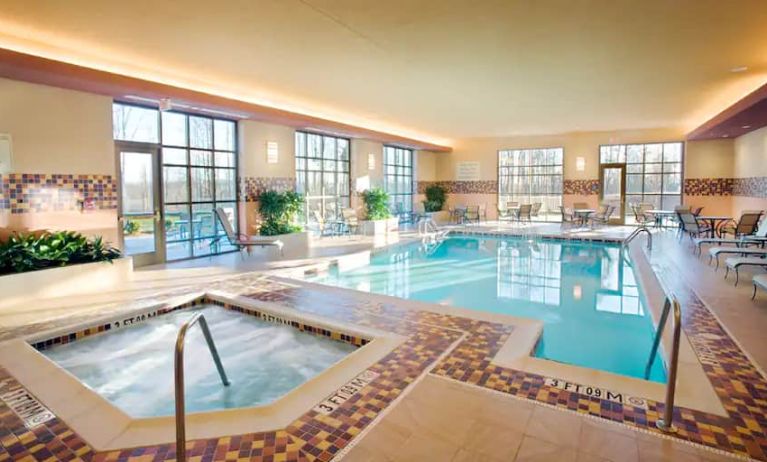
42 304 357 417
312 235 666 382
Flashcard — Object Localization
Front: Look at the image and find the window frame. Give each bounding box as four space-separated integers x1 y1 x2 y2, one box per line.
497 147 564 222
294 130 352 222
383 145 414 213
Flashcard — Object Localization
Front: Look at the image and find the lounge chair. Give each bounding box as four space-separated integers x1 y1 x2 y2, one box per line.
694 215 767 255
720 210 763 237
517 204 532 225
632 204 654 226
677 210 712 241
724 256 767 286
753 274 767 300
531 202 542 220
464 205 480 225
340 208 359 235
214 208 283 257
560 206 575 228
589 204 613 227
709 247 767 269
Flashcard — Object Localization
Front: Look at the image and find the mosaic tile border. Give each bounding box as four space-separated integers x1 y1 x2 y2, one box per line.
0 173 117 213
733 176 767 199
563 179 600 195
684 177 735 196
239 176 296 202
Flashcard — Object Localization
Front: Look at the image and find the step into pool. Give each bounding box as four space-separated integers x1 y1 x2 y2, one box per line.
41 304 357 417
312 235 666 382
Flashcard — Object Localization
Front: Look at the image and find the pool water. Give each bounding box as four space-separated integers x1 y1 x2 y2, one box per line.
313 235 666 382
42 305 357 417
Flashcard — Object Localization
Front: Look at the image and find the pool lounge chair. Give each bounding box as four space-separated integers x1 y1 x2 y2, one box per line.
677 210 712 242
214 208 283 257
753 274 767 300
708 246 767 269
694 215 767 255
724 256 767 286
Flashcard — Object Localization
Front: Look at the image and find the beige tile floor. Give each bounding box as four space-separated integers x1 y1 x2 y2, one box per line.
1 222 762 461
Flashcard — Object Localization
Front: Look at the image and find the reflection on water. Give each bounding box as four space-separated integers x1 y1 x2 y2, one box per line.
315 236 665 382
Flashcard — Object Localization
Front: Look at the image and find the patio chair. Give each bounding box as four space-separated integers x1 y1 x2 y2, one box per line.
724 256 767 286
753 274 767 300
517 204 532 225
214 208 283 257
720 211 764 238
692 206 704 217
693 214 767 255
589 204 612 227
498 201 518 222
560 206 576 227
340 208 359 235
708 246 767 270
677 210 711 241
478 204 487 223
531 202 542 219
312 210 333 237
464 205 480 225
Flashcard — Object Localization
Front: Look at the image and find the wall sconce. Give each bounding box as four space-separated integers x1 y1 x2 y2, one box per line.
576 157 586 172
573 285 582 300
266 141 279 164
368 153 376 171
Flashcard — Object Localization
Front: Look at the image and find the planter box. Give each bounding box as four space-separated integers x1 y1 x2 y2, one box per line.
361 217 399 246
0 257 133 309
251 231 311 259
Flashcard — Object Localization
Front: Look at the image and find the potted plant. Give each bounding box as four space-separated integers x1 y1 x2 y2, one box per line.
360 188 399 240
422 184 450 224
0 230 131 308
256 190 310 255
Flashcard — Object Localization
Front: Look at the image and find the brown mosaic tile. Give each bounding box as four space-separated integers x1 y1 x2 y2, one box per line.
239 176 296 202
0 173 117 213
563 179 599 195
684 178 735 196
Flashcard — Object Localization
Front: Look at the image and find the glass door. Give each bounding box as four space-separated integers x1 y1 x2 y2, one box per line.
117 144 164 266
599 164 626 225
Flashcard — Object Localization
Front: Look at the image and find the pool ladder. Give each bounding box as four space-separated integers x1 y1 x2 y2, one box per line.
645 295 682 433
622 226 652 253
175 313 230 462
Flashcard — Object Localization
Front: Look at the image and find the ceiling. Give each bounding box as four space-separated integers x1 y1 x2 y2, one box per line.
0 0 766 145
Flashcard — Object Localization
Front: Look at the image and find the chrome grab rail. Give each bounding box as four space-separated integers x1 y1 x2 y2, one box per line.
175 313 230 462
622 226 652 253
644 295 682 433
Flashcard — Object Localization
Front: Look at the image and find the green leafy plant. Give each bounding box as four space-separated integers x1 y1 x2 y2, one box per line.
123 219 140 235
361 188 392 221
423 184 447 212
0 231 121 276
257 190 304 236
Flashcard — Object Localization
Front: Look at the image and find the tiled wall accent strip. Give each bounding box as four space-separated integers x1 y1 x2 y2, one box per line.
0 173 117 213
416 180 497 194
239 176 296 202
563 179 599 195
732 176 767 198
684 178 735 196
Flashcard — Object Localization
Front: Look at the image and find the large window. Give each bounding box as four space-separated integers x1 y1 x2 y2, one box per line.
295 131 351 222
113 103 238 260
599 142 683 217
383 146 414 213
498 147 563 221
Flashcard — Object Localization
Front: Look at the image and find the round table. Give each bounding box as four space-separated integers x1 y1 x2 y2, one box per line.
647 210 676 228
573 209 596 226
697 215 732 237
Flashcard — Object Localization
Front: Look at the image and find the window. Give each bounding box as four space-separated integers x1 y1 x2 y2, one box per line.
112 103 238 261
599 142 683 217
383 146 414 213
295 131 350 222
498 147 563 221
497 241 561 306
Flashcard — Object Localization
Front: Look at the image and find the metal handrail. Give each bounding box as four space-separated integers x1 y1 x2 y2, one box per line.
175 313 230 462
644 295 682 433
622 226 652 253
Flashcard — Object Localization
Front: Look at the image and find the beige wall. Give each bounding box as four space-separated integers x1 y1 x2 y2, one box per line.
239 120 296 178
0 78 117 243
0 78 114 175
685 139 734 179
734 126 767 178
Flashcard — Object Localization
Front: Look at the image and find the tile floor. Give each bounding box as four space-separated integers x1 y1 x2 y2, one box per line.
0 223 764 461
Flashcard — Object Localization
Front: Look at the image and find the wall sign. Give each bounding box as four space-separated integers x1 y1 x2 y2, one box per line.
313 369 379 415
456 161 480 181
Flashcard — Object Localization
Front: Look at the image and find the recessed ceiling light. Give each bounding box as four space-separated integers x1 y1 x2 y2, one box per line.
742 125 751 129
730 66 749 73
722 134 729 138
